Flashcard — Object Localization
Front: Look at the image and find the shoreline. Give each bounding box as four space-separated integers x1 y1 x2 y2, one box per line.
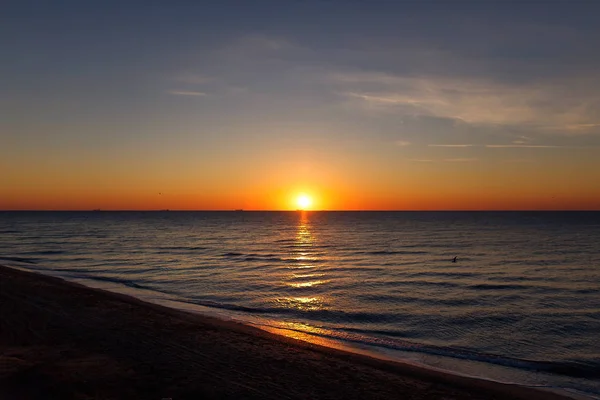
0 264 579 399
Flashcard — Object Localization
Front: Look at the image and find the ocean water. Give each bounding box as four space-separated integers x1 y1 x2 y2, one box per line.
1 211 599 398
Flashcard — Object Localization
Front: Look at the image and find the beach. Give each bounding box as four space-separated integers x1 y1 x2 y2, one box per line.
0 264 573 400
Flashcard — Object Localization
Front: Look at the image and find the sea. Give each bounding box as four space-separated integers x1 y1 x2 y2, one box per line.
1 211 599 398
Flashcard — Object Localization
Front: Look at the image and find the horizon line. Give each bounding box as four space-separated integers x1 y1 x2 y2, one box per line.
2 209 599 212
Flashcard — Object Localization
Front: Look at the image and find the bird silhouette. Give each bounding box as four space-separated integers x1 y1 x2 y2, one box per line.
452 256 457 263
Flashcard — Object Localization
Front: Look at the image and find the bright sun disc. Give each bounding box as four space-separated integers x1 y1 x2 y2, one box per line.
296 194 312 210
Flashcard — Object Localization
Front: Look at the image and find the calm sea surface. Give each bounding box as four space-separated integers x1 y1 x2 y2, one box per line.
1 211 599 397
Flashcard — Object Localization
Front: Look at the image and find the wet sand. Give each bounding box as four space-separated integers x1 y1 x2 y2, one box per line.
0 264 572 399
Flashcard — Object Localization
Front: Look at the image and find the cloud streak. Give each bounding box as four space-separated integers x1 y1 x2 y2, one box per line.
485 144 562 148
427 144 592 149
332 71 600 131
428 144 474 148
168 90 207 96
408 158 478 163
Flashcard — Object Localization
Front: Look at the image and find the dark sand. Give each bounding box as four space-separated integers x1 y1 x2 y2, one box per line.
0 265 572 400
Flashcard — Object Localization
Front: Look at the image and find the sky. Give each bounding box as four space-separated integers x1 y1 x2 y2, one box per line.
2 0 600 210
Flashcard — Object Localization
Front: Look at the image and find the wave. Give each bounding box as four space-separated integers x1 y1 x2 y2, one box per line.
261 322 600 380
24 250 67 256
171 296 400 323
405 271 478 278
356 250 429 255
75 274 151 290
156 246 209 251
244 256 286 263
468 283 532 291
0 256 37 264
273 238 295 243
220 252 328 264
279 244 337 249
222 252 244 257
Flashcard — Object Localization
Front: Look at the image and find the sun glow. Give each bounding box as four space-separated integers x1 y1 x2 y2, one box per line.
296 194 312 210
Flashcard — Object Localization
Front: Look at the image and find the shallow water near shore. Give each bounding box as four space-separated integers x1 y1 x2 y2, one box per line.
1 211 599 398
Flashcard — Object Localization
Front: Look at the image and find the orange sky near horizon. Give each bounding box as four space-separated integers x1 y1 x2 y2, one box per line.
3 157 599 210
2 142 600 211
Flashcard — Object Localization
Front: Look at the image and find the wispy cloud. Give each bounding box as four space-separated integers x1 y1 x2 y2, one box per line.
512 136 532 145
395 140 411 146
428 144 474 148
410 158 477 163
168 90 207 96
427 143 585 149
332 71 600 131
552 123 600 133
566 123 600 129
345 91 435 106
485 144 562 148
502 159 535 163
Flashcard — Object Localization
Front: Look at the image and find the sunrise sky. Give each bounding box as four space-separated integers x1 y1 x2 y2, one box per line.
2 0 600 210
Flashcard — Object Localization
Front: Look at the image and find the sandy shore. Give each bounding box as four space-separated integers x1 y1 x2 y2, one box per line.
0 265 573 400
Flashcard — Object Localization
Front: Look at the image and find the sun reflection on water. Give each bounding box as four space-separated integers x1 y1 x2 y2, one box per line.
294 255 318 261
275 297 324 311
289 265 316 269
259 321 335 348
295 213 313 246
276 211 331 313
292 273 324 279
287 280 329 288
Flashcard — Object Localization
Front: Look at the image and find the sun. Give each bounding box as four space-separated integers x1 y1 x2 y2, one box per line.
296 194 312 210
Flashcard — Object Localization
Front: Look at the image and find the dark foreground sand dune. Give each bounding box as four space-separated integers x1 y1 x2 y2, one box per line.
0 265 571 400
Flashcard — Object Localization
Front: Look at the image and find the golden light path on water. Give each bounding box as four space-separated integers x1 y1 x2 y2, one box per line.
277 211 328 313
267 212 351 351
